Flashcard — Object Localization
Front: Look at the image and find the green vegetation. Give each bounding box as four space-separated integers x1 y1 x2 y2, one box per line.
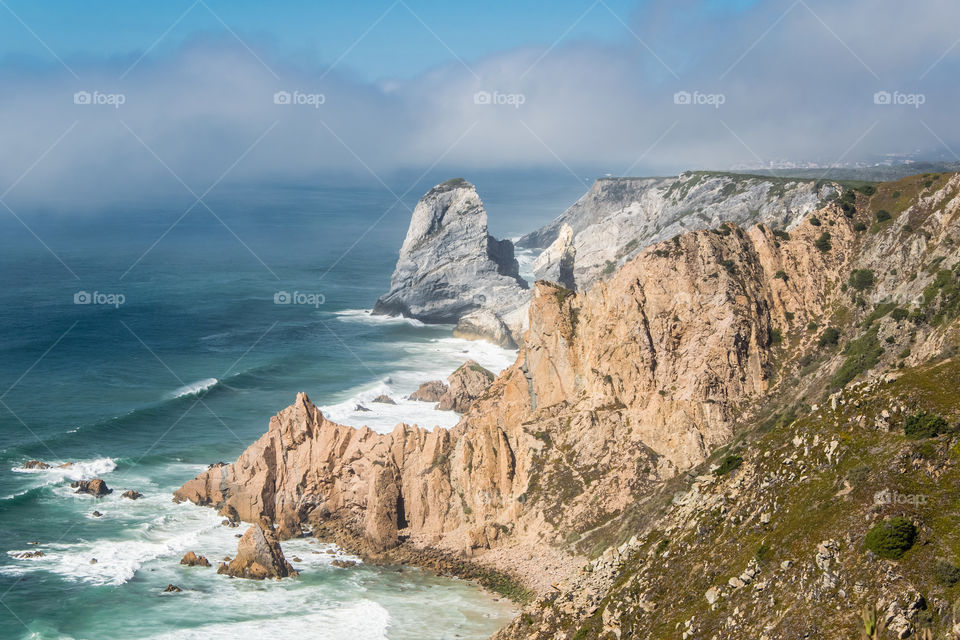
830 327 883 389
714 454 743 476
891 308 909 322
774 270 788 281
903 411 948 439
809 216 822 226
770 328 783 345
876 210 892 223
854 222 867 232
849 269 875 292
814 231 832 252
773 229 790 241
934 560 960 587
818 327 841 348
864 517 917 559
553 285 575 307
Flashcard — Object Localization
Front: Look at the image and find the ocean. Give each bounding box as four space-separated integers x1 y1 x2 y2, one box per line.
0 175 583 639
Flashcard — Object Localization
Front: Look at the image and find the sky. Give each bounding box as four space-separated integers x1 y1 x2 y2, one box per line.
0 0 957 211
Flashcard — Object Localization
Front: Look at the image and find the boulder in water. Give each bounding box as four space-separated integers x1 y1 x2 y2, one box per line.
180 551 211 567
219 525 298 580
121 490 143 500
72 479 112 497
372 395 397 405
163 584 182 593
354 404 371 412
23 460 50 470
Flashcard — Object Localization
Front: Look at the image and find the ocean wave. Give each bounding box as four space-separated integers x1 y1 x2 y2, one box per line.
167 378 220 399
334 309 428 327
144 599 390 640
12 457 117 483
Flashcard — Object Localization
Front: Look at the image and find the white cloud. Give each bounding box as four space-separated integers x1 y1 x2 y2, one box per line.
0 0 957 211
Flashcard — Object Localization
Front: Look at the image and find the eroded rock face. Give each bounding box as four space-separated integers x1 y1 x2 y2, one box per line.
532 223 576 290
176 210 855 560
408 380 448 402
72 479 112 497
23 460 50 470
372 178 528 342
436 360 495 412
520 173 837 289
218 525 297 580
454 309 518 349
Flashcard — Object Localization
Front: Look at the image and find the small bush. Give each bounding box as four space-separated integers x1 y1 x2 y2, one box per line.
935 560 960 587
849 269 875 291
814 232 832 252
854 222 867 231
770 328 783 345
891 308 909 322
876 210 892 223
903 411 947 439
864 517 916 559
714 454 743 476
810 216 822 226
774 270 788 281
773 229 790 241
818 327 841 347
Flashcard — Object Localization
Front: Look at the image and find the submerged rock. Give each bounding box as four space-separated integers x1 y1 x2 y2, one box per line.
408 380 449 402
354 404 371 412
372 394 397 405
121 490 143 500
163 584 182 593
13 550 44 559
219 525 298 580
22 460 50 470
72 479 112 497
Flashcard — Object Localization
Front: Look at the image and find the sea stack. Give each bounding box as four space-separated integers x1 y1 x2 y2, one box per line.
372 178 528 346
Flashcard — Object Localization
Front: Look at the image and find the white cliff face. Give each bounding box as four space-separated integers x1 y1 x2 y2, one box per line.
522 172 839 289
372 178 528 333
532 223 576 289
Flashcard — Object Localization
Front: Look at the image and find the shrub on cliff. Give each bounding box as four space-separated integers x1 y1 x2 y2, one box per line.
849 269 875 292
864 517 916 559
714 454 743 476
935 560 960 586
814 232 832 252
904 411 947 439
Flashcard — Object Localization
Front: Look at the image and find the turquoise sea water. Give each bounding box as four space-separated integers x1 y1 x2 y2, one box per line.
0 177 583 639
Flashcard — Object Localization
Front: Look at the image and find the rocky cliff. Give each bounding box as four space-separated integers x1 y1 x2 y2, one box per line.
372 178 528 346
176 171 960 638
519 172 839 290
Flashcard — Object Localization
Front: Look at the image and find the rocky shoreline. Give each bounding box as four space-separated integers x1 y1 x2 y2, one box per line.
172 171 960 637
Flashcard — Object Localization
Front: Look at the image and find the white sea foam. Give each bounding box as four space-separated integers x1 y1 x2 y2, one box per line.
167 378 219 399
320 333 517 432
12 457 117 483
144 600 391 640
334 309 427 327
